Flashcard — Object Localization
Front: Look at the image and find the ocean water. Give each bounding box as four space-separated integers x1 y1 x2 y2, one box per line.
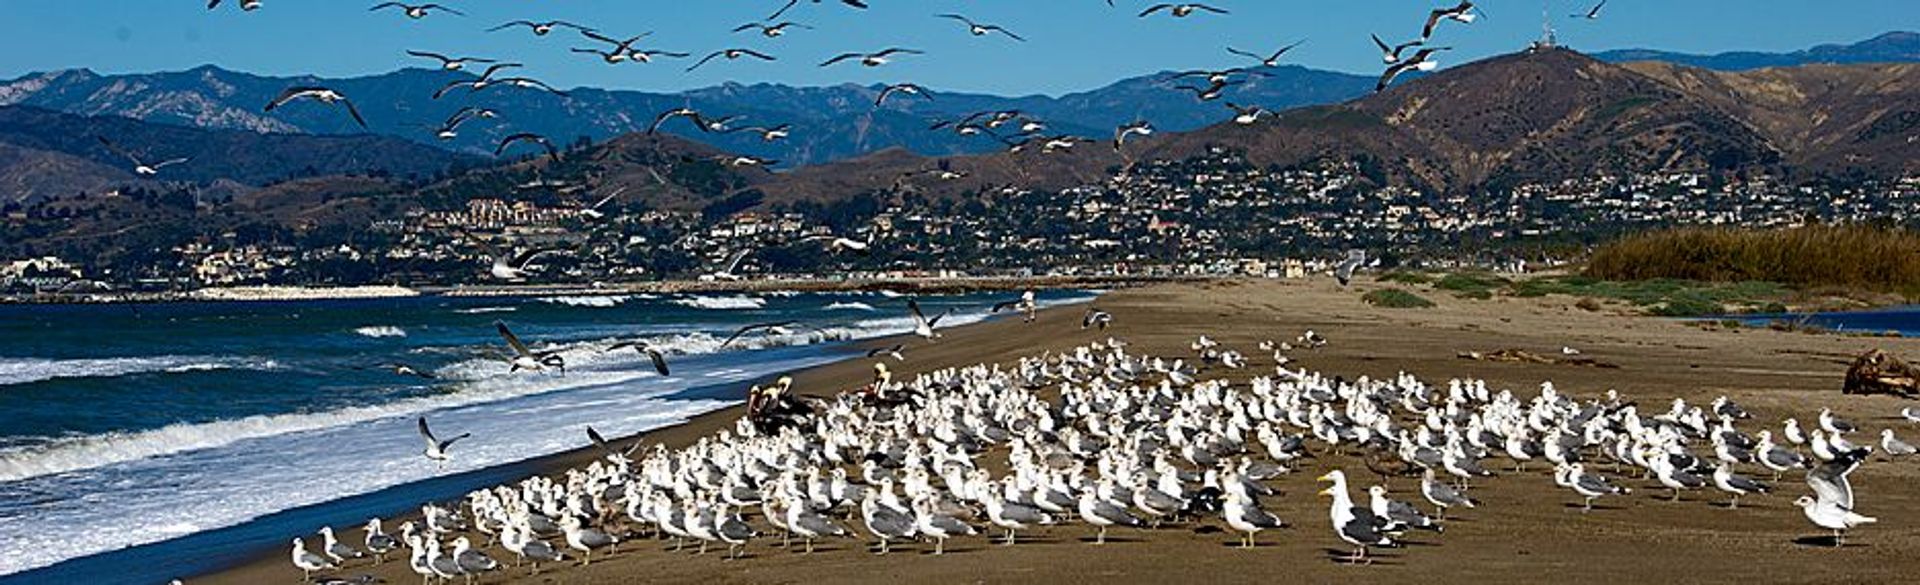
0 290 1093 582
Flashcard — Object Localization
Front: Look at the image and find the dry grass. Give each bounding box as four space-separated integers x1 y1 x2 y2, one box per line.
1586 225 1920 300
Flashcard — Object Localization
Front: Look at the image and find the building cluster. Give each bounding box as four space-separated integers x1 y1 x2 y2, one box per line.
8 149 1916 290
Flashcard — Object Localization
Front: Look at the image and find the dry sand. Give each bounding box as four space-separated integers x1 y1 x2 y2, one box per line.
196 278 1920 584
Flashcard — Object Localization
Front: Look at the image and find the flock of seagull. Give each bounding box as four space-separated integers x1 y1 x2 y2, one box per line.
279 301 1915 583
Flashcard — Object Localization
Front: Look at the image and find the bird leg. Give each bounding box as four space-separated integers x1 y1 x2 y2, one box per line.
1671 488 1681 502
1095 526 1107 545
934 538 945 555
1583 497 1593 512
1729 495 1740 509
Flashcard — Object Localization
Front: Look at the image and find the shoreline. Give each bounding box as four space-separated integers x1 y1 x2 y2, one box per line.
0 274 1187 305
174 278 1920 584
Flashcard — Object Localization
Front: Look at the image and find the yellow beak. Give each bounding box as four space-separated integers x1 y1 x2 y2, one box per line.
1315 472 1335 482
1316 487 1334 497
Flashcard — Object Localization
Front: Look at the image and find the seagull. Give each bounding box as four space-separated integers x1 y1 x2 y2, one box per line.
720 320 800 348
1420 469 1475 518
820 48 923 68
1172 79 1239 101
1113 121 1153 151
1421 1 1481 40
573 30 667 64
1317 470 1398 564
451 537 498 581
481 76 569 97
496 320 566 373
1819 408 1857 434
585 426 644 462
1376 47 1449 92
1335 249 1367 286
718 155 779 168
1712 463 1770 509
1082 307 1113 330
404 50 496 72
1563 463 1627 512
416 416 469 466
907 299 950 341
291 537 337 582
488 20 592 36
430 62 522 99
768 0 868 21
496 133 560 163
571 45 687 65
263 87 367 128
1076 490 1143 545
800 233 871 253
648 108 706 135
1225 102 1271 125
1367 486 1440 531
1901 407 1920 423
1227 40 1304 67
94 136 188 177
687 48 777 72
1371 34 1426 64
468 234 566 281
990 290 1038 323
606 340 670 376
1808 448 1868 515
733 21 812 38
1881 429 1917 457
1223 489 1284 548
865 343 906 362
362 518 398 563
938 14 1024 41
368 2 462 19
860 489 918 554
318 526 365 565
1796 495 1875 547
1571 0 1607 19
875 83 932 107
557 516 618 565
208 0 263 11
1138 4 1230 18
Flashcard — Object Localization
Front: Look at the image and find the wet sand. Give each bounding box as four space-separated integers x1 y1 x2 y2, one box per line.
195 278 1920 584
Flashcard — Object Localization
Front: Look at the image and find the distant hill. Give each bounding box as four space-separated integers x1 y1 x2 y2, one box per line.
0 105 476 204
0 64 1375 168
1594 31 1919 71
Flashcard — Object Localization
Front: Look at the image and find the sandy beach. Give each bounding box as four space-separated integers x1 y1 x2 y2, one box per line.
192 278 1920 584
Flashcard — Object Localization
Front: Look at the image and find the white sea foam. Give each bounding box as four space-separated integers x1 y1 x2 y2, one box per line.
453 306 517 314
352 326 407 338
0 356 276 387
670 295 767 310
536 295 632 308
823 301 877 311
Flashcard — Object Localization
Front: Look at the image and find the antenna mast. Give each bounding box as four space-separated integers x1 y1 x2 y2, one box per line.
1531 0 1558 51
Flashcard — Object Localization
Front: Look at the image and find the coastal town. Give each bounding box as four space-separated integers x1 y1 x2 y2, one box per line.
5 148 1915 295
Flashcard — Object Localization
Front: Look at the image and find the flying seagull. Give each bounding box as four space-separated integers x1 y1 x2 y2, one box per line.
263 86 367 128
728 123 793 142
820 48 923 68
1173 79 1239 101
482 76 570 97
718 154 779 168
800 233 871 253
496 133 560 163
356 362 438 380
1376 47 1449 92
606 341 670 376
1335 249 1367 286
938 14 1025 41
1571 0 1607 19
907 299 950 341
866 344 906 361
416 416 469 466
649 108 705 134
1421 1 1481 40
95 136 188 177
208 0 263 11
768 0 868 21
428 106 496 140
720 320 800 348
1225 102 1271 125
497 321 566 373
733 21 812 37
369 3 463 19
585 426 643 461
1227 40 1304 67
1371 34 1427 64
405 50 495 71
1114 120 1153 151
875 83 933 107
687 48 778 72
1082 307 1113 330
465 232 567 281
430 62 522 99
488 20 592 36
990 290 1038 323
1138 4 1230 18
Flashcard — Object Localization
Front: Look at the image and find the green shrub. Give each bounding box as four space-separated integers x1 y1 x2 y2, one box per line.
1363 288 1436 308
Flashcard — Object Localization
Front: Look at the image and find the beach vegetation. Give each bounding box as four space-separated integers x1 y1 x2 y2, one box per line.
1363 288 1436 308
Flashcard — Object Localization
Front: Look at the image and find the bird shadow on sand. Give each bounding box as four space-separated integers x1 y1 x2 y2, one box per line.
1077 535 1147 544
1562 503 1623 512
1319 548 1404 566
1791 536 1867 548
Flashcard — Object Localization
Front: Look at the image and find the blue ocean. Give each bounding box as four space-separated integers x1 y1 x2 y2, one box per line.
0 290 1092 583
1727 305 1920 337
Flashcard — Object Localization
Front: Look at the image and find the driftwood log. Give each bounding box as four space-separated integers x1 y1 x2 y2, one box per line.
1843 349 1919 397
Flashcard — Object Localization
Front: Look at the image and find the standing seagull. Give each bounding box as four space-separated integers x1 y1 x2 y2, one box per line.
938 14 1025 41
1317 470 1398 564
416 416 469 467
1227 40 1304 68
1375 47 1449 92
291 537 336 582
368 2 463 19
1421 1 1481 40
264 87 368 128
820 48 923 68
95 136 188 177
1712 463 1770 509
1138 4 1230 18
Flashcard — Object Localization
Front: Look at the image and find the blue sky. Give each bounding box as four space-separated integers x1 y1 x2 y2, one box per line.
0 1 1911 96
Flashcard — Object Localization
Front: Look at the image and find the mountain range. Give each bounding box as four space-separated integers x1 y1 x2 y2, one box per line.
0 31 1909 173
